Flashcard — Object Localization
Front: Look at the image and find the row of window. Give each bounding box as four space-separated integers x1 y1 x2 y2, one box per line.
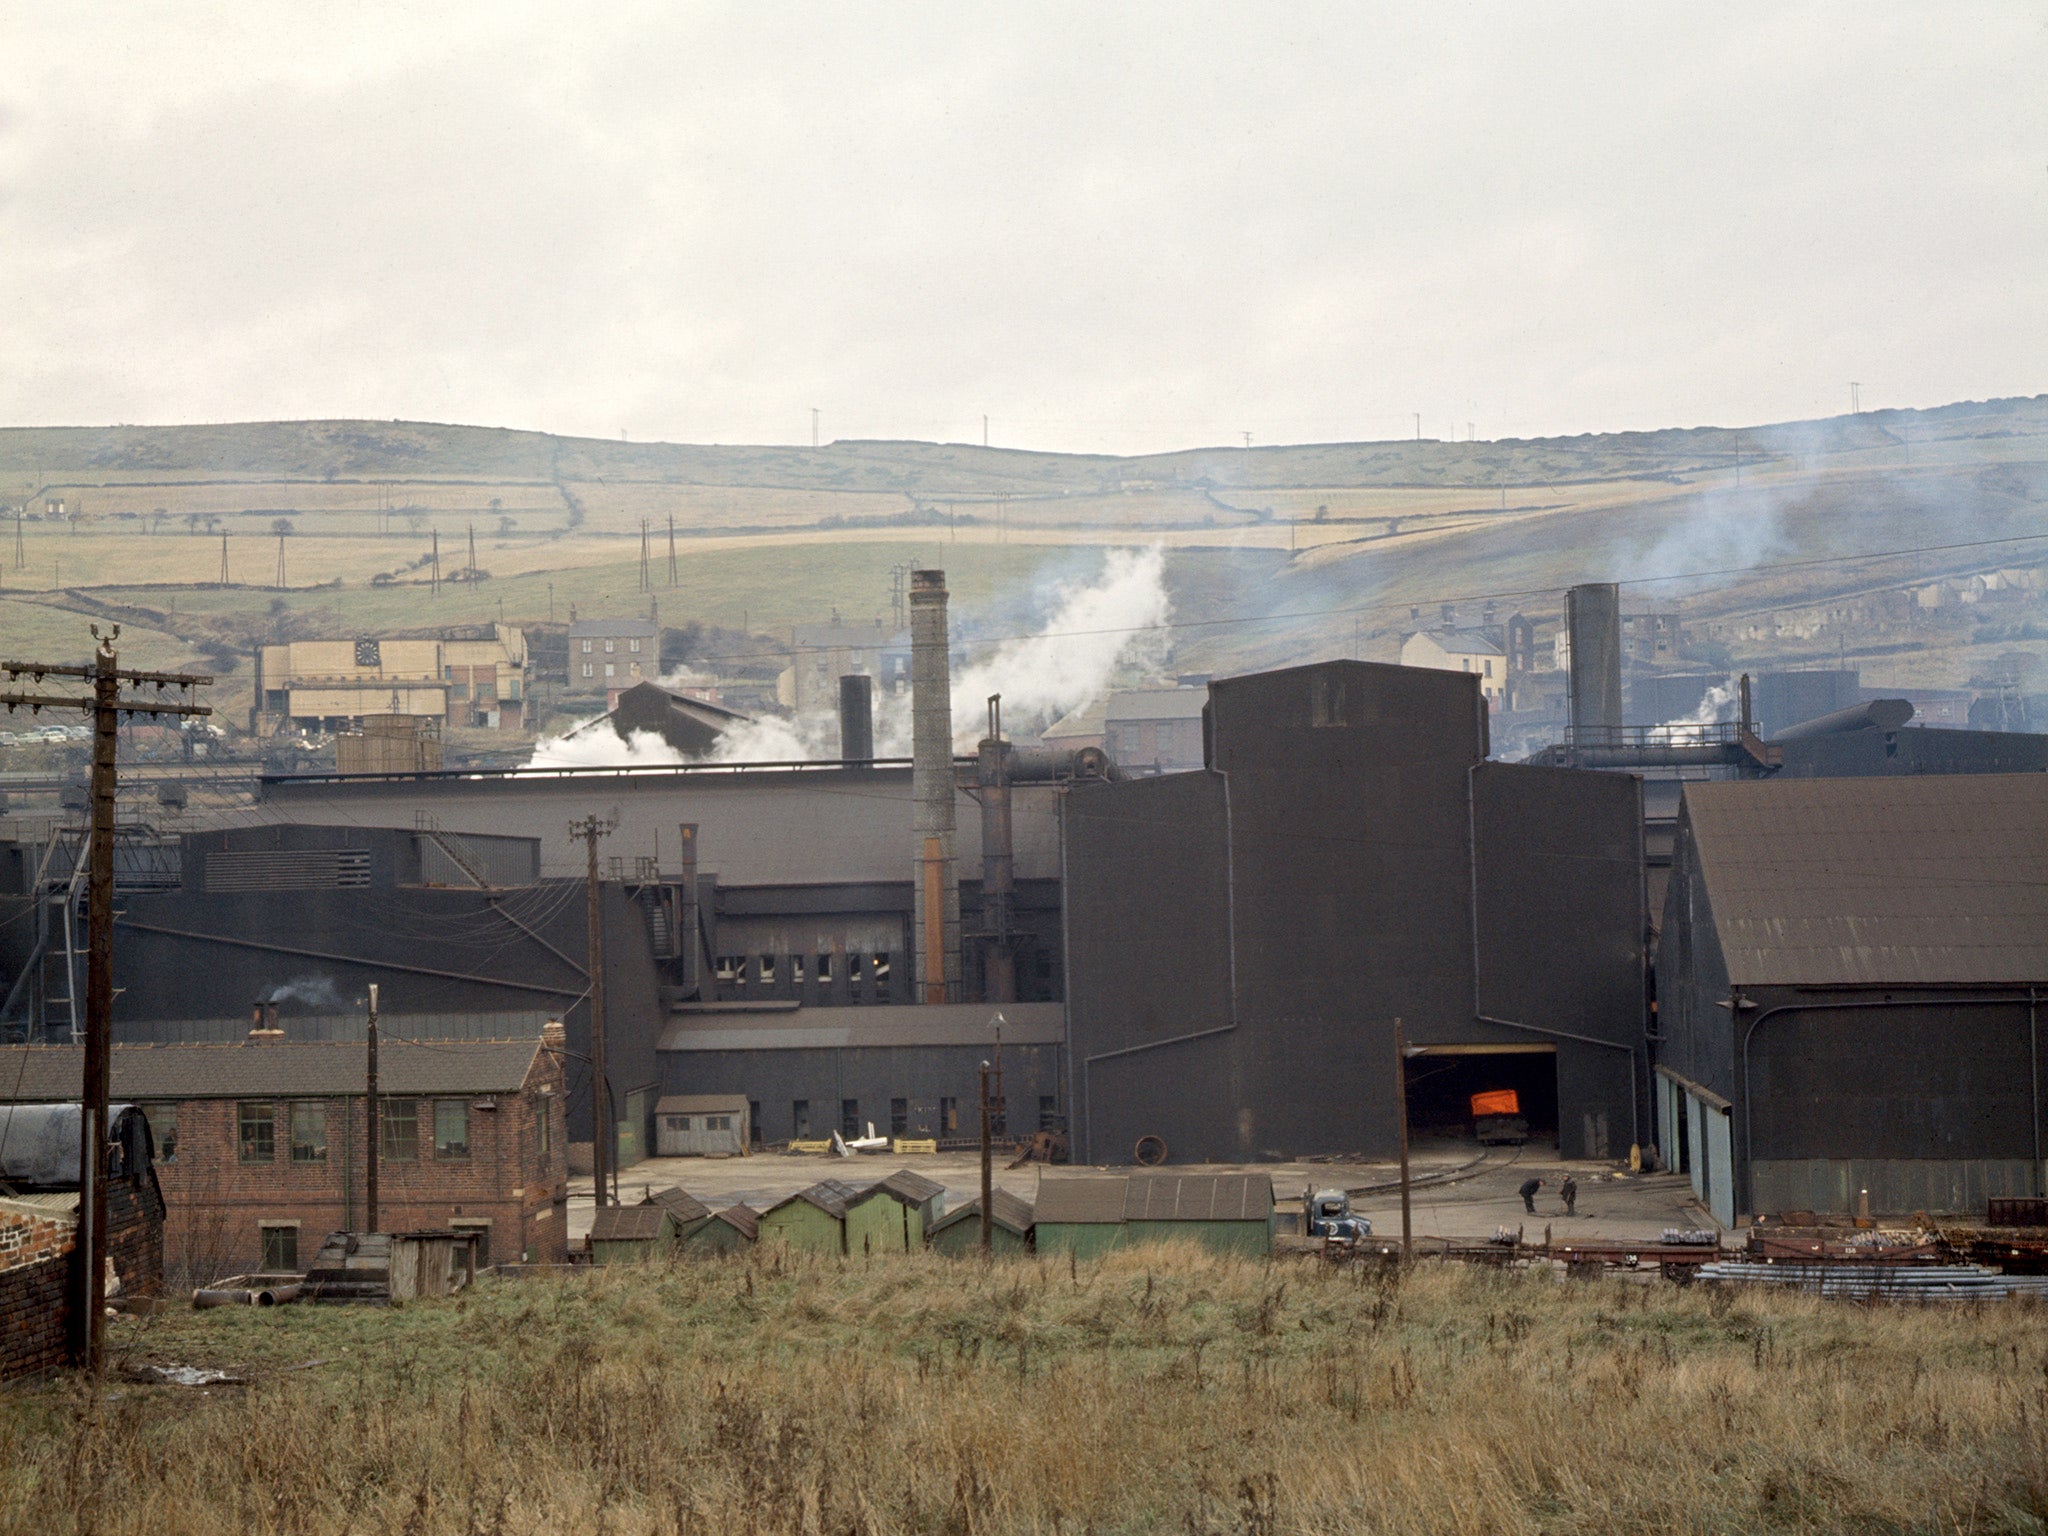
580 661 642 680
786 1096 1060 1140
234 1098 480 1165
580 638 643 654
716 952 892 988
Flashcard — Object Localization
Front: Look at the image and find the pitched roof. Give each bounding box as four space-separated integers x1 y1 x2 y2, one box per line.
1682 774 2048 986
1123 1172 1272 1222
709 1203 759 1239
766 1179 866 1220
0 1039 546 1103
644 1186 711 1223
928 1187 1035 1237
1033 1176 1130 1225
569 618 659 638
589 1205 670 1243
1408 628 1503 658
867 1169 945 1206
654 1095 750 1116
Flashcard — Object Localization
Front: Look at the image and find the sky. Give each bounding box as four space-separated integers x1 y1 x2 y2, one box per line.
1 3 2043 455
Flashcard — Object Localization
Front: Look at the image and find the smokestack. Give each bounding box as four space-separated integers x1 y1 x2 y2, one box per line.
838 674 874 763
1565 582 1623 743
909 570 961 1004
978 696 1014 1005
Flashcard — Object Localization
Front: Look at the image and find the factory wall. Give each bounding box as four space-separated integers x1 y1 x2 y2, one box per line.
659 1043 1062 1145
1776 727 2048 778
1066 660 1647 1165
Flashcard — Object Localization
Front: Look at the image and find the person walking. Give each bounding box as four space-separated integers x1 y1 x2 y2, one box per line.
1519 1176 1544 1214
1560 1175 1578 1216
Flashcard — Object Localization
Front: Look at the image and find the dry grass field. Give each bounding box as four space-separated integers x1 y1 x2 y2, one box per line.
3 1247 2045 1536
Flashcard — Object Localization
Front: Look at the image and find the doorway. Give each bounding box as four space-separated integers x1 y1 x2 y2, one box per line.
1404 1045 1558 1144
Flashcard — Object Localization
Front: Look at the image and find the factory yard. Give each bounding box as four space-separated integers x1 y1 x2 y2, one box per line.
573 1140 1711 1251
4 1245 2043 1536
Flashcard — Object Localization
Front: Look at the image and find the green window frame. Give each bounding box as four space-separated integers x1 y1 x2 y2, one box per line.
289 1102 327 1163
379 1098 418 1162
433 1099 471 1160
238 1102 275 1163
260 1224 298 1272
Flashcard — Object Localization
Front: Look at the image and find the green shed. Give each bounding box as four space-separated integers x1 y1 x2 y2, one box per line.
679 1203 758 1254
928 1187 1035 1257
844 1169 947 1255
644 1185 713 1243
757 1179 863 1254
587 1203 674 1263
1033 1173 1274 1259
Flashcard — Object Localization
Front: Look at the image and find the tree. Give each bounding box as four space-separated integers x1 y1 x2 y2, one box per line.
271 517 295 537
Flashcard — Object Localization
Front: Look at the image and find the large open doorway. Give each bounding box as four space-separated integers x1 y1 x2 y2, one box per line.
1405 1045 1558 1145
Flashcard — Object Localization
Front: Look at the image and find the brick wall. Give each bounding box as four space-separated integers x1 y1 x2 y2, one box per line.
0 1233 69 1383
151 1051 567 1282
1 1180 162 1383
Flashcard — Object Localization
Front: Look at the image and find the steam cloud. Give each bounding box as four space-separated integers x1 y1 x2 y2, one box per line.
265 976 343 1008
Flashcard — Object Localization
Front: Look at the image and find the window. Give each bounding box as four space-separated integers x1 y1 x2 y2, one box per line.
290 1102 328 1163
816 952 833 982
841 1099 861 1139
939 1097 958 1135
535 1096 552 1161
604 639 615 654
580 662 594 678
581 638 593 654
629 662 640 677
705 1116 731 1132
604 663 615 678
890 1098 908 1137
792 1099 811 1138
145 1104 178 1163
434 1100 471 1160
1484 659 1493 677
260 1223 299 1272
669 1115 694 1133
628 638 641 653
1039 1096 1059 1130
238 1102 275 1163
380 1098 418 1162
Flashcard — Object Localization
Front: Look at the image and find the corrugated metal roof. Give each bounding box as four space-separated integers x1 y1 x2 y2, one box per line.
1123 1172 1273 1222
654 1095 750 1115
928 1187 1035 1237
0 1039 545 1103
1683 774 2048 987
1033 1176 1130 1225
589 1206 669 1242
1104 689 1207 724
644 1186 711 1223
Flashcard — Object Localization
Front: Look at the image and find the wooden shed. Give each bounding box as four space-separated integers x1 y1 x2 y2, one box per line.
845 1169 946 1255
303 1229 482 1303
644 1185 712 1241
680 1203 759 1255
1034 1173 1273 1259
928 1188 1035 1256
588 1204 675 1263
757 1179 863 1254
655 1095 751 1157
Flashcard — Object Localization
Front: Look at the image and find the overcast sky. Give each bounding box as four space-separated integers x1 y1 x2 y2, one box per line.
2 3 2042 455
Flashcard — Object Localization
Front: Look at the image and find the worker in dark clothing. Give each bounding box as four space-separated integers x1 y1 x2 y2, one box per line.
1519 1176 1544 1214
1560 1176 1578 1216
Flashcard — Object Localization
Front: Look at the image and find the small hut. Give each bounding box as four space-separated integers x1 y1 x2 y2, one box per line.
654 1096 751 1157
844 1169 946 1255
680 1203 759 1255
757 1179 863 1254
644 1186 712 1240
588 1204 674 1264
928 1188 1035 1256
1033 1173 1273 1259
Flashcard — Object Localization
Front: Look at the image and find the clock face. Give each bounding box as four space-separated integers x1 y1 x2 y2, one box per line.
354 639 381 667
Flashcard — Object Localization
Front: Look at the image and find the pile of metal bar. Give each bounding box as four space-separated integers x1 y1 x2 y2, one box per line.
1698 1261 2048 1300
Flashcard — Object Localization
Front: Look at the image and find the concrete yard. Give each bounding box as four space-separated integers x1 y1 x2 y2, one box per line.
567 1137 1721 1249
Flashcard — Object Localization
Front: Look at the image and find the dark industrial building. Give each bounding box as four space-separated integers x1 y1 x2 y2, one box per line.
1064 660 1646 1165
1655 774 2048 1223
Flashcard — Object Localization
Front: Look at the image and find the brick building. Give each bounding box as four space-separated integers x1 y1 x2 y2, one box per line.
0 1032 566 1282
1 1104 166 1382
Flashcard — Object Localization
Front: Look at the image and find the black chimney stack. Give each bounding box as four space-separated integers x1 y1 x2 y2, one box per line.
838 674 874 763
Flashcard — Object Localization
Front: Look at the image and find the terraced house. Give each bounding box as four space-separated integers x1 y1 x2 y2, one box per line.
0 1026 567 1282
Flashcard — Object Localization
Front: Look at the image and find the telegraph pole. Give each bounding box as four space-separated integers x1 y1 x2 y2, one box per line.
1394 1017 1413 1260
978 1061 993 1255
3 629 210 1371
667 513 678 587
571 816 616 1208
365 983 380 1233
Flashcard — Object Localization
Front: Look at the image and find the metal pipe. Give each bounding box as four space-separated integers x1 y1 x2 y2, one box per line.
1084 1024 1237 1065
485 899 588 978
365 983 379 1234
1739 993 2038 1218
1565 582 1622 739
112 921 584 997
1772 698 1915 740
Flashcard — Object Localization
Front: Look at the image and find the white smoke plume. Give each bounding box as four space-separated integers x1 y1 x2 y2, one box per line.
949 545 1172 746
1648 675 1738 741
526 717 688 769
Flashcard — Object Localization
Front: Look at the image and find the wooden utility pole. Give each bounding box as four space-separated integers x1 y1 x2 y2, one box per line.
666 514 677 587
2 629 209 1371
978 1062 993 1254
1395 1017 1412 1260
364 983 380 1233
571 816 616 1208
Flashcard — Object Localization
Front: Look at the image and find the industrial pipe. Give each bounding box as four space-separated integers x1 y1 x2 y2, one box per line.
839 674 875 763
1771 698 1915 741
